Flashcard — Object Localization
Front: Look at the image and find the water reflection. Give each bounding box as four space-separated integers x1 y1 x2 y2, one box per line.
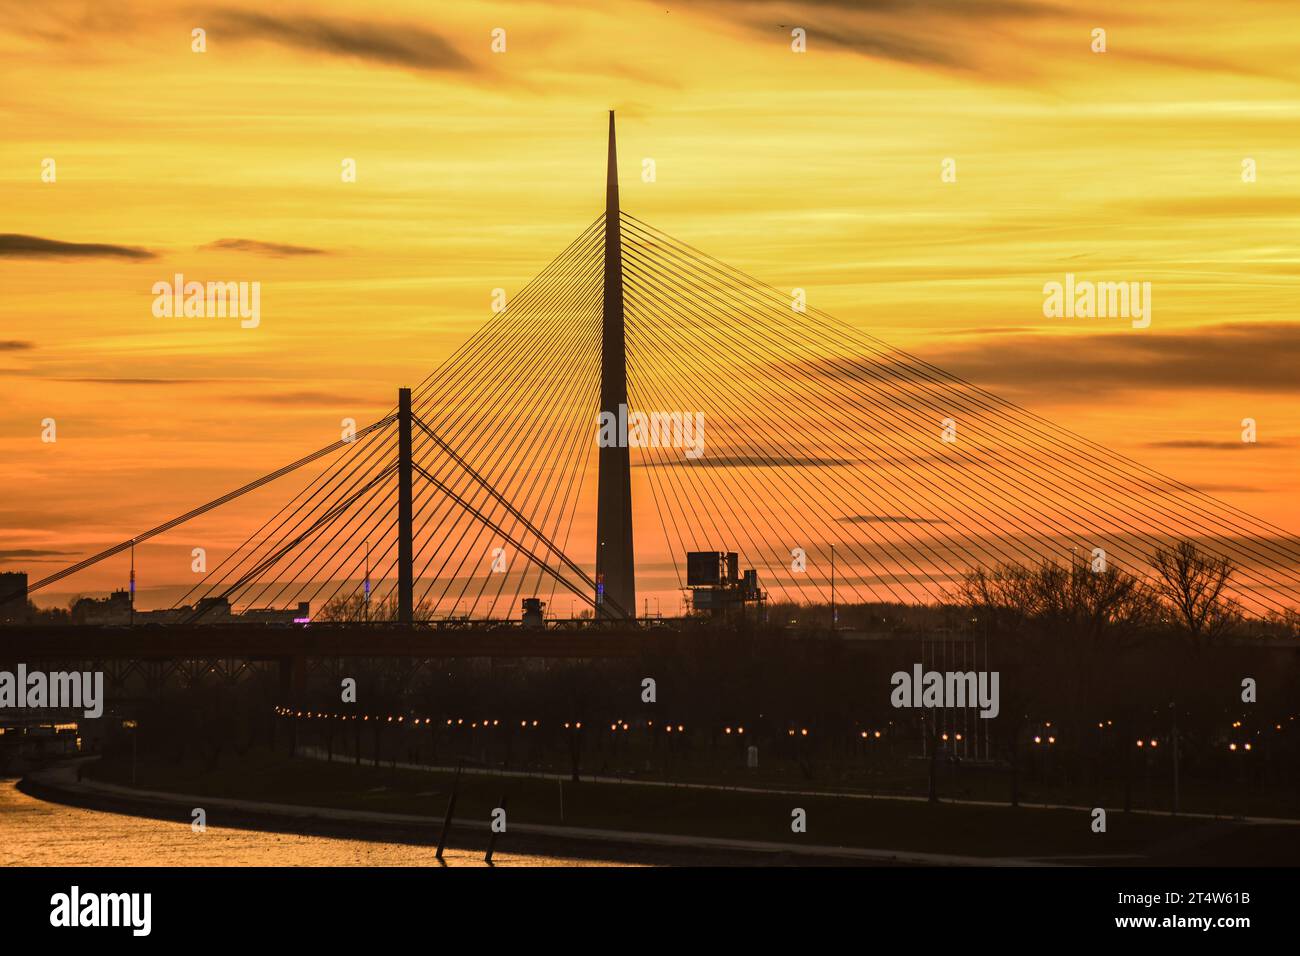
0 779 625 867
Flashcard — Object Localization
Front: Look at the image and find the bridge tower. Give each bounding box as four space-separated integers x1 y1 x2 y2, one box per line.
595 111 636 619
398 386 413 624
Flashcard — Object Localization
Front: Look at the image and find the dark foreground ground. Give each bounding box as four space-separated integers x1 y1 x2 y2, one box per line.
37 750 1297 866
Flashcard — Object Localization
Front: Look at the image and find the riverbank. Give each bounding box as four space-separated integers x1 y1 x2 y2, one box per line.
18 760 904 866
0 774 621 867
24 751 1300 865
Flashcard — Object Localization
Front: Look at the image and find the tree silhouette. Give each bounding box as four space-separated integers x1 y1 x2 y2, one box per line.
1151 540 1238 646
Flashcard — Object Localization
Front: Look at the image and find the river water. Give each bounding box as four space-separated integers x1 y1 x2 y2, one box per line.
0 779 625 867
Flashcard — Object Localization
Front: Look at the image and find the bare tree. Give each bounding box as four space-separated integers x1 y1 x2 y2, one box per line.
959 563 1042 633
318 594 440 623
319 594 399 622
1150 540 1238 645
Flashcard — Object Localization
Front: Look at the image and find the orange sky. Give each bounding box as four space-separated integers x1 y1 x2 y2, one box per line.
2 0 1299 613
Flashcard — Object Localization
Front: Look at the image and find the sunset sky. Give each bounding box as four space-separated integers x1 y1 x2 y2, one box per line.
2 0 1298 611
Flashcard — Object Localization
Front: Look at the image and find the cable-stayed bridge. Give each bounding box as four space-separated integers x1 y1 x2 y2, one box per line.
9 112 1300 668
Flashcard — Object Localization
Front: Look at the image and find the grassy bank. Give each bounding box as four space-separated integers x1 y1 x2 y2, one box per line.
82 749 1300 864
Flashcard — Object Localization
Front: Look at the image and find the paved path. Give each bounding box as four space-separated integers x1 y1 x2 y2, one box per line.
300 746 1300 826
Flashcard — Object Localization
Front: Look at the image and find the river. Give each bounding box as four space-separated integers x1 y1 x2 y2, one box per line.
0 778 627 867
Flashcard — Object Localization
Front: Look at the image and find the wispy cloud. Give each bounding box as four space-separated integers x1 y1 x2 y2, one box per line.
0 548 77 562
636 453 865 468
695 0 1066 72
201 238 329 258
228 390 377 406
1143 438 1295 451
56 378 217 386
202 9 476 72
914 322 1300 398
0 234 155 260
838 513 949 524
0 340 35 351
1128 196 1300 220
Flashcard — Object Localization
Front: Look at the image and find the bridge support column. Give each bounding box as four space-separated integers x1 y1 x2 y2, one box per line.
595 110 636 620
278 655 307 702
398 386 414 624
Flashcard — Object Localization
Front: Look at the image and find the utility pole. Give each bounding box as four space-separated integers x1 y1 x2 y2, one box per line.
830 543 836 631
1171 700 1181 815
398 387 413 625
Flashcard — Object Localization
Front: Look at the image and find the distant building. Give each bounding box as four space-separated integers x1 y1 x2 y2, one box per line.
190 597 232 623
239 601 310 624
521 597 546 627
67 592 306 626
71 589 131 625
685 551 765 620
128 596 232 625
0 572 27 624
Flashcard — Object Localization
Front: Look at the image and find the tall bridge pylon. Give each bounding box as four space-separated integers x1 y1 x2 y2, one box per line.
595 111 636 619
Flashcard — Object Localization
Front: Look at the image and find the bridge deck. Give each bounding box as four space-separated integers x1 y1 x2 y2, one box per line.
0 623 649 660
